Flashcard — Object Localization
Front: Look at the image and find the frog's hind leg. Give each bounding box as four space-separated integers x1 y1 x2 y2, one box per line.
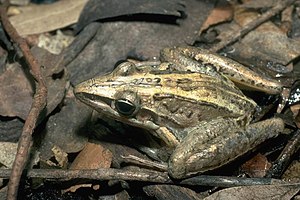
161 46 283 94
168 117 284 179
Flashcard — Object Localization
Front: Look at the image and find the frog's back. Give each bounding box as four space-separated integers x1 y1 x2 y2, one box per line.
114 71 257 126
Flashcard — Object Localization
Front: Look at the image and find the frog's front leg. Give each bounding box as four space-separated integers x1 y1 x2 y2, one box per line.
168 117 284 179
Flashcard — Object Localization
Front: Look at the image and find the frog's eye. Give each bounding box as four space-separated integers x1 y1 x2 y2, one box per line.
115 99 137 116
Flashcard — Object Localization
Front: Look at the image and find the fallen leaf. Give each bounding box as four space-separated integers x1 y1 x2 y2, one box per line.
70 142 112 170
0 142 17 168
10 0 30 6
0 118 23 142
239 0 277 9
0 187 7 200
240 153 271 178
62 142 111 194
0 47 67 120
9 0 88 36
67 0 216 85
143 184 203 200
0 63 34 119
48 145 68 168
76 0 184 32
92 190 130 199
229 6 300 73
200 3 233 33
38 30 74 55
204 184 300 200
39 95 90 165
282 160 300 181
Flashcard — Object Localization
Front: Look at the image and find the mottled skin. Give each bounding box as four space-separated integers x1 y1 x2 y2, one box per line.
74 47 285 179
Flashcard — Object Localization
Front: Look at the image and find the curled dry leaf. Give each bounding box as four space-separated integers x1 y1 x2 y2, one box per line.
240 153 271 178
47 145 68 168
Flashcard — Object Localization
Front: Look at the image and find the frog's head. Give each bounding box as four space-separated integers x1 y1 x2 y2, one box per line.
74 62 162 131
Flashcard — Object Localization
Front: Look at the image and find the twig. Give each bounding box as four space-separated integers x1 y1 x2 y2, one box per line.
210 0 297 52
0 1 47 199
0 168 171 183
265 129 300 178
180 175 286 187
0 168 289 188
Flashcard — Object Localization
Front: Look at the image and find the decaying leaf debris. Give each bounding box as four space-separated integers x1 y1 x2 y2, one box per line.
0 0 300 199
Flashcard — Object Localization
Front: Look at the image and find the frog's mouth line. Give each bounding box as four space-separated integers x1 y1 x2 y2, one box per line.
75 92 112 112
75 92 160 131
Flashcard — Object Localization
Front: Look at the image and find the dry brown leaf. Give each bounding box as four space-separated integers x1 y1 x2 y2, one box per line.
0 64 33 119
62 142 112 193
70 142 112 170
240 153 271 178
200 4 233 33
221 6 300 73
204 184 300 200
9 0 88 36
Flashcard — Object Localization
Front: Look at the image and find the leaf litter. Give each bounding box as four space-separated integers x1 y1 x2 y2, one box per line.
0 0 300 199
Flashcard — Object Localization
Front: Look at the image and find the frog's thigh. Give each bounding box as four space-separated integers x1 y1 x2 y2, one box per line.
168 118 284 179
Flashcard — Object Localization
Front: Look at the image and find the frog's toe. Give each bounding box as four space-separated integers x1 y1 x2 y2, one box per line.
168 155 187 179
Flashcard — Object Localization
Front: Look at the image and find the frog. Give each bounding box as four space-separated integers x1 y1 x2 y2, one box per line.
74 46 285 179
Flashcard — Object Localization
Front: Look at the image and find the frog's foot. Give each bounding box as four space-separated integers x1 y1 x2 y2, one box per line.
168 118 284 179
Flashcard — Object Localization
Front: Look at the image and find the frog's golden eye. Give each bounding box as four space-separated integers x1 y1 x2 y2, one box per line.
115 99 137 116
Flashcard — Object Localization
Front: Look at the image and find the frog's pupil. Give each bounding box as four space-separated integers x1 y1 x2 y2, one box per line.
115 99 136 116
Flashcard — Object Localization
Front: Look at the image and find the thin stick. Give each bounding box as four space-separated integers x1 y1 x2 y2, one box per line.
210 0 297 52
0 1 47 199
0 168 288 187
265 129 300 178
